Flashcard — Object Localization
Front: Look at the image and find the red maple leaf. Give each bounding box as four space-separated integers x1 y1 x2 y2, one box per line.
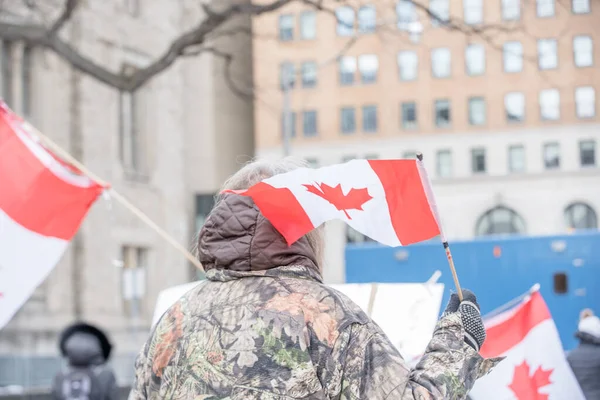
303 183 372 219
508 361 553 400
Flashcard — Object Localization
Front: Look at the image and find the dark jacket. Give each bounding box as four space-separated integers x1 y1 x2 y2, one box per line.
52 323 119 400
567 331 600 400
131 195 499 399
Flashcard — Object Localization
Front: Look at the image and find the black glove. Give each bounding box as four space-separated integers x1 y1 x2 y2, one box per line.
443 289 486 351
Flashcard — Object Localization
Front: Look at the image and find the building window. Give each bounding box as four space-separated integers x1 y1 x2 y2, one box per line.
301 62 317 88
364 153 379 159
537 0 555 17
336 6 355 36
342 155 357 163
358 6 376 33
471 148 486 173
431 48 451 78
339 56 356 85
436 149 452 178
475 207 526 236
572 0 591 14
539 89 560 120
302 110 318 137
279 62 295 89
195 194 215 233
464 0 483 24
538 39 558 70
503 41 523 72
430 0 449 26
565 203 597 230
300 11 316 40
465 44 485 76
121 246 148 317
279 14 294 41
396 0 417 29
576 86 596 119
362 105 378 133
543 142 560 169
468 97 486 126
505 92 525 123
502 0 521 20
358 54 378 84
508 145 525 173
579 140 596 166
340 107 356 134
22 45 32 117
574 36 593 67
281 111 297 138
401 102 417 129
398 51 418 81
435 99 451 127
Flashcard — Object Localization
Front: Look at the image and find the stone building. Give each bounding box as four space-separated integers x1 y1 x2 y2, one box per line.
0 0 253 386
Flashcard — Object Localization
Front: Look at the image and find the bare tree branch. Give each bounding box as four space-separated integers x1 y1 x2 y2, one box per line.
48 0 78 35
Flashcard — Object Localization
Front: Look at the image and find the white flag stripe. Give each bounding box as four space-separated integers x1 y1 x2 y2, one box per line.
0 208 67 328
265 160 402 246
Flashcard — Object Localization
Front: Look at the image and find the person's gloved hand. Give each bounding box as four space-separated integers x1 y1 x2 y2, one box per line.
443 289 486 351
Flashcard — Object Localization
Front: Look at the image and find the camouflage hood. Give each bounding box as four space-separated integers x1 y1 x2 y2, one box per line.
197 194 321 279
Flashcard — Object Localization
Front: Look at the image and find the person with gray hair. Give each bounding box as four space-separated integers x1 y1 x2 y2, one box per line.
131 158 499 400
568 310 600 399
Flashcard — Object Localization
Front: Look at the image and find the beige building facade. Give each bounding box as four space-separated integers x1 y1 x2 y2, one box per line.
252 0 599 269
0 0 253 386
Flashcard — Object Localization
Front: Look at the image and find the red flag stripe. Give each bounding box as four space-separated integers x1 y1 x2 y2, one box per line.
480 291 551 358
0 110 103 240
242 182 314 245
368 160 440 245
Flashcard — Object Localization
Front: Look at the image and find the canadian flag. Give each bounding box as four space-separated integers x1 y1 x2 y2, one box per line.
229 159 442 246
469 288 585 400
0 103 103 329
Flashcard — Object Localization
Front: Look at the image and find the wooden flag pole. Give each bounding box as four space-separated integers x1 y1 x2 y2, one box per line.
23 122 205 272
416 153 463 301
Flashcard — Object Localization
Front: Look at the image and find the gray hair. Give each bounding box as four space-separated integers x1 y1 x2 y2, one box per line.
217 157 325 269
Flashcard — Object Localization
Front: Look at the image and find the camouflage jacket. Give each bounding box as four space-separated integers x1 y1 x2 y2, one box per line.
131 195 498 400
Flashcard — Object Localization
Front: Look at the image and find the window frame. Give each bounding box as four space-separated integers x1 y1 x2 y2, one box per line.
302 110 318 137
471 147 487 173
401 101 418 130
465 44 486 76
340 106 356 134
543 142 560 169
430 0 450 26
579 140 596 167
508 144 526 173
536 0 555 17
539 89 561 121
339 56 356 85
362 104 378 133
301 61 317 88
358 54 379 84
336 6 355 36
358 5 377 33
504 92 525 123
502 0 521 20
434 99 451 127
431 47 451 78
575 86 596 119
398 51 418 81
573 35 593 67
537 38 558 70
299 11 317 40
503 41 523 73
436 149 453 178
468 96 487 126
572 0 591 14
463 0 483 25
278 14 294 41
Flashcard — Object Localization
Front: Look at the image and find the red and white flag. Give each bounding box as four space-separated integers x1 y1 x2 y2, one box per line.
229 159 442 246
469 287 584 400
0 104 103 329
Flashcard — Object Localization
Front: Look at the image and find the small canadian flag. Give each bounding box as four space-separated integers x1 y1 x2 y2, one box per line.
228 159 442 246
469 287 584 400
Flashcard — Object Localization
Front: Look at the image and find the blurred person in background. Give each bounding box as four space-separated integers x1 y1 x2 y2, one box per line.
131 158 500 399
568 310 600 399
52 322 119 400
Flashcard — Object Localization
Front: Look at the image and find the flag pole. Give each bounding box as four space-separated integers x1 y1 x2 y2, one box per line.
22 122 205 272
415 153 463 301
